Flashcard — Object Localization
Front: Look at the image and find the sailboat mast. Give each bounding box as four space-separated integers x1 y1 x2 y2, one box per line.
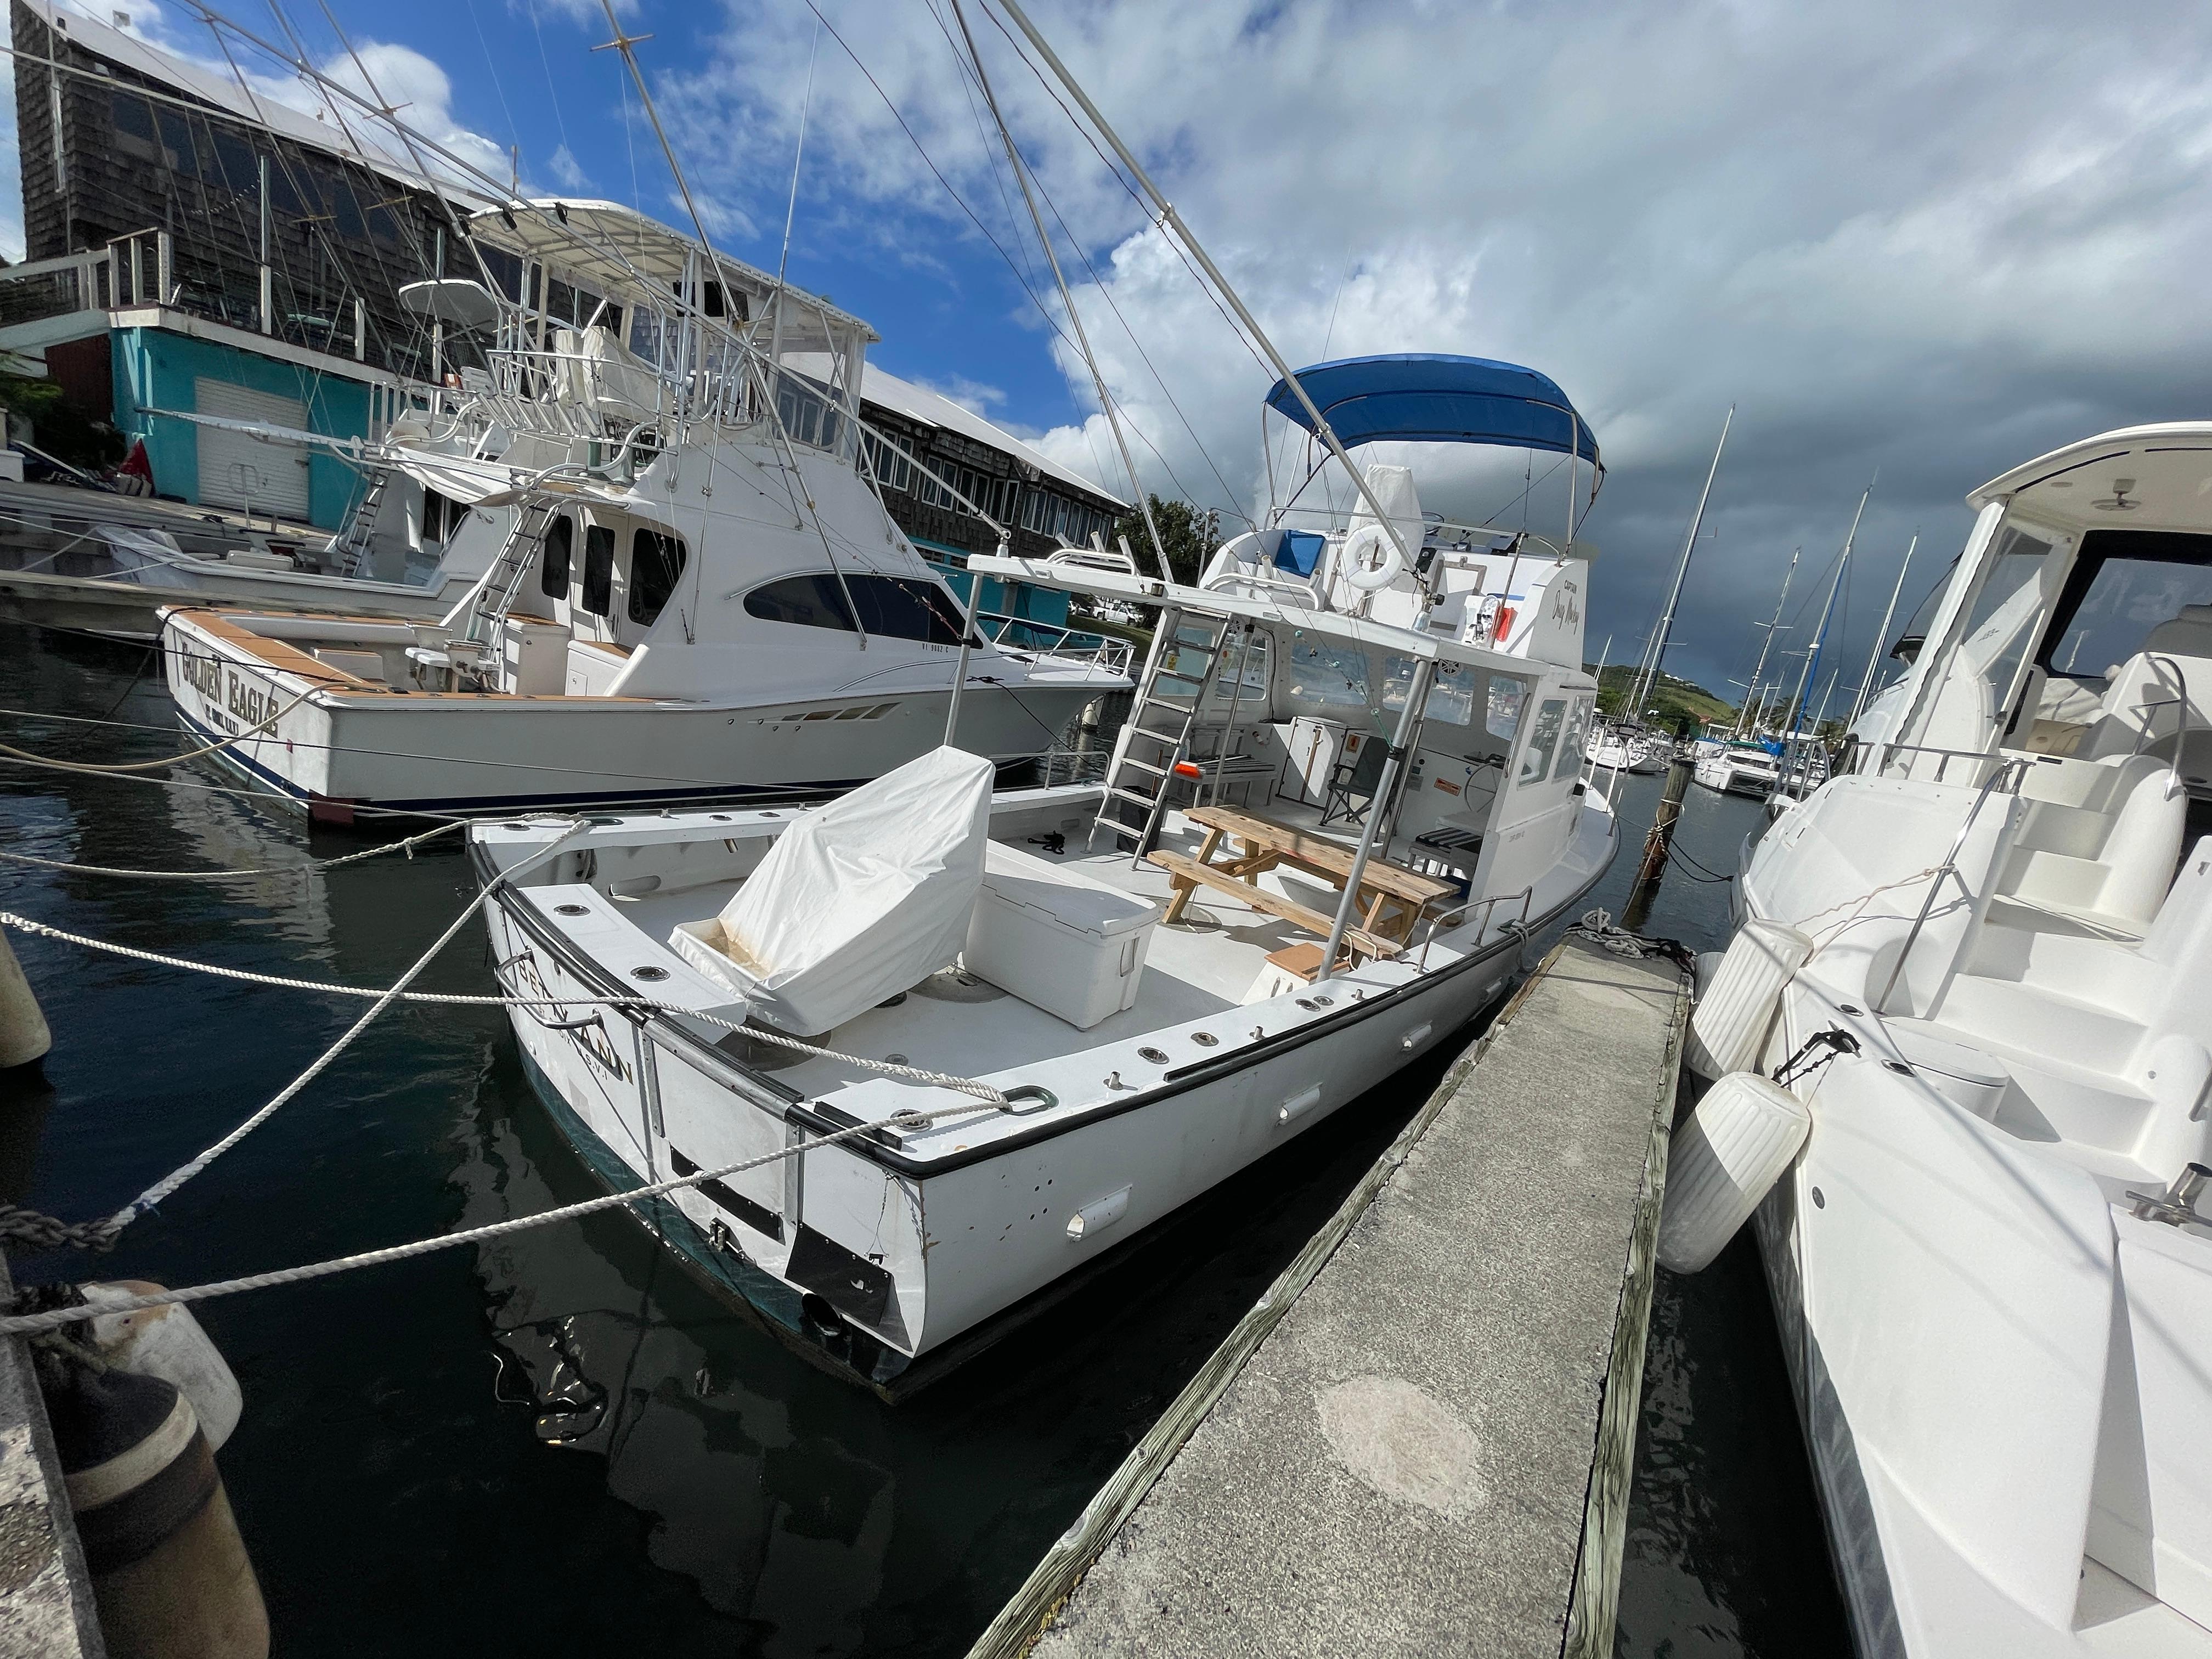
1632 405 1733 716
1786 482 1870 740
1735 548 1798 737
1846 532 1917 732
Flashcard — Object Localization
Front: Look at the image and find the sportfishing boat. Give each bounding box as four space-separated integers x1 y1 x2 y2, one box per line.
157 204 1127 816
1692 737 1781 797
469 353 1618 1387
1675 422 2212 1655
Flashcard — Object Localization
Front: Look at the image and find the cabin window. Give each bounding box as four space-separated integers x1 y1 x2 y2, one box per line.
421 487 461 545
2040 529 2212 680
847 575 970 645
1554 697 1593 781
477 246 526 304
746 574 859 632
628 528 689 627
1486 675 1526 740
1947 527 2055 719
1206 632 1272 708
1428 662 1476 725
580 524 616 617
1289 640 1370 708
539 515 573 598
1519 698 1566 785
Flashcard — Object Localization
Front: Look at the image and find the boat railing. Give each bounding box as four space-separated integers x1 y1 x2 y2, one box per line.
1874 755 2032 1013
1850 739 2013 787
973 611 1133 678
1414 884 1536 968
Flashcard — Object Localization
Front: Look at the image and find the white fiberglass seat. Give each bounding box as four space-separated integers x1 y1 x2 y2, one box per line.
669 746 996 1033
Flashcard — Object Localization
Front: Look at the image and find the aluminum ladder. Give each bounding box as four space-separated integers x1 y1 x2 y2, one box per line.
1090 608 1242 856
331 467 391 578
460 498 561 645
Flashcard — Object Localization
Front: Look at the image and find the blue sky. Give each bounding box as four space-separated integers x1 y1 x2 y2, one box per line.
18 0 2212 706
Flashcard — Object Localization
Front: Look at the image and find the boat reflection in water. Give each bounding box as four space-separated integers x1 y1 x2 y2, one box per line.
445 1035 1448 1649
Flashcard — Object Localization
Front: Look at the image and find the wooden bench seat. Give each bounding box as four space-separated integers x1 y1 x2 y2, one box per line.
1144 849 1401 962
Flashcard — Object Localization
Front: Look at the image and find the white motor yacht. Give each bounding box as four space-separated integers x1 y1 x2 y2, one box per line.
158 207 1126 816
1688 422 2212 1655
1693 739 1781 797
468 354 1618 1387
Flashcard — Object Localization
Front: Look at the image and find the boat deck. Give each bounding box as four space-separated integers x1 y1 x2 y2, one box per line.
613 803 1379 1095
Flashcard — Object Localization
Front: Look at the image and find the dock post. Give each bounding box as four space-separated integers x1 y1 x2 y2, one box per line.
0 928 52 1071
1624 756 1694 932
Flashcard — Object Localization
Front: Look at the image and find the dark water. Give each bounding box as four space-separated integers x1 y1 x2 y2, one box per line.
0 639 1846 1657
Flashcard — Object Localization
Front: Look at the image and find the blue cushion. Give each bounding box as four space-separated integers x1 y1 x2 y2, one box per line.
1274 530 1326 577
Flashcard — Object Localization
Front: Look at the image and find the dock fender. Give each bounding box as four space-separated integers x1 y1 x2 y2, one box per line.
1685 919 1810 1080
1657 1071 1812 1273
82 1282 243 1452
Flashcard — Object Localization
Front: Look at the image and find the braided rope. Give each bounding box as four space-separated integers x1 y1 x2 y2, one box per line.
0 821 465 882
0 910 1009 1105
0 1205 120 1254
0 1095 996 1338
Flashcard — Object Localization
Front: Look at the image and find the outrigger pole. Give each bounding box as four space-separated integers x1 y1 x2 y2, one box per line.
989 0 1459 980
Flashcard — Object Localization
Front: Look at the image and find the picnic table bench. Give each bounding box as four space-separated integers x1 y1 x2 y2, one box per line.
1143 804 1458 965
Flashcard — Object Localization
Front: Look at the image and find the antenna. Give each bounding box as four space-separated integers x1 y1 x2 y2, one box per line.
770 23 821 366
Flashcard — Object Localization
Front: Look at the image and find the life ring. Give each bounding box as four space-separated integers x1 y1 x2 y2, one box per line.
1340 523 1404 590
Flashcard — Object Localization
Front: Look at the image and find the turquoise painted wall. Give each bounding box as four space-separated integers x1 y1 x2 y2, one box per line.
108 325 373 529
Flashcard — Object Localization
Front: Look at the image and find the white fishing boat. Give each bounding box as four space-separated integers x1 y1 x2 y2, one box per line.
1588 722 1664 774
1692 739 1780 797
1677 422 2212 1655
469 353 1618 1387
156 205 1127 816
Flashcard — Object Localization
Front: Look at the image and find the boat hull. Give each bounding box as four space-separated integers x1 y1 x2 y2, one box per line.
480 860 1602 1392
163 615 1110 812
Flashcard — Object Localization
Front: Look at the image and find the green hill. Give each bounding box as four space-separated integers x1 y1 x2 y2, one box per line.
1588 665 1735 732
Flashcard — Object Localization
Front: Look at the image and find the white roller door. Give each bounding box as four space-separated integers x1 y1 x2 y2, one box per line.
194 377 313 521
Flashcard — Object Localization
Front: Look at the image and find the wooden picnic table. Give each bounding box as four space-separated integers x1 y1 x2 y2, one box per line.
1146 803 1458 957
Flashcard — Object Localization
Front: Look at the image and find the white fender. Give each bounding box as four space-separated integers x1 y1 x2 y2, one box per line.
83 1281 244 1451
1340 523 1404 591
1685 918 1811 1079
1657 1071 1813 1273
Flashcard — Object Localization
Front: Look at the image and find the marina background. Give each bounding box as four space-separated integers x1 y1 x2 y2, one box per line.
2 628 1842 1657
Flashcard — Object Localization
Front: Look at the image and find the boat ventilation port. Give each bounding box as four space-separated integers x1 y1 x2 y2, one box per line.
630 965 669 981
1137 1047 1169 1064
1190 1032 1220 1048
554 904 589 916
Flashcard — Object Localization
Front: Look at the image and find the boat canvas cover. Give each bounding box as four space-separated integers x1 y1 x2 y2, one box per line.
1263 353 1599 465
711 747 996 1033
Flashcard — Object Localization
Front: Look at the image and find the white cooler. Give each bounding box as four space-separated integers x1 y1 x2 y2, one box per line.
967 844 1162 1029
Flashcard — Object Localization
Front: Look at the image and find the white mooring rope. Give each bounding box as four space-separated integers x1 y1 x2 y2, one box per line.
0 911 1010 1105
0 1093 995 1338
0 821 467 882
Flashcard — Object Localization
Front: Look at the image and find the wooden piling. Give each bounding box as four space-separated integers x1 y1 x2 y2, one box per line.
1623 757 1694 932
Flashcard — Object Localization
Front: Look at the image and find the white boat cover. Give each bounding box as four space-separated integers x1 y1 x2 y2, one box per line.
709 746 996 1033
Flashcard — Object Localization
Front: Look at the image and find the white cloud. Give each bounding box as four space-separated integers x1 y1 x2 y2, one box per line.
658 0 2212 693
911 373 1007 417
546 142 590 191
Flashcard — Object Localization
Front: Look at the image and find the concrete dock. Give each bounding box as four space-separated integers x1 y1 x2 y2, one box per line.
969 934 1690 1659
0 1255 104 1658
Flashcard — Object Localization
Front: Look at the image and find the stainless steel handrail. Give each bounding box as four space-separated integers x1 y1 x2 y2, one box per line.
1856 738 2016 785
1874 757 2028 1012
1415 883 1535 968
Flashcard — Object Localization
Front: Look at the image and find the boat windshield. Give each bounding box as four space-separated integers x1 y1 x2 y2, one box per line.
2040 529 2212 682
